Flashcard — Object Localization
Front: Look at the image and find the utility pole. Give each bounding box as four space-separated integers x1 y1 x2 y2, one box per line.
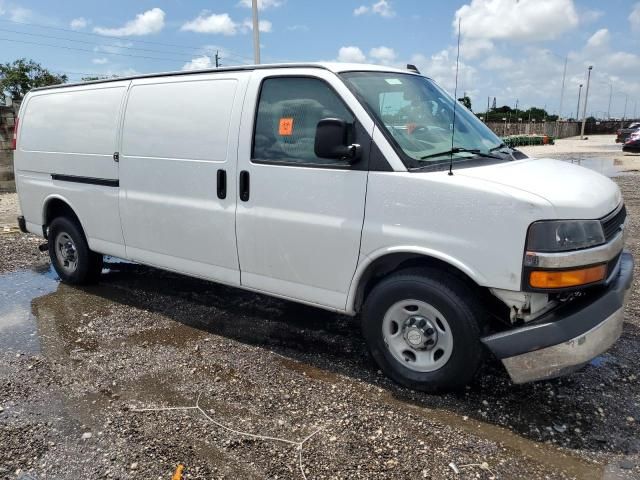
623 94 628 121
252 0 261 64
556 55 567 137
486 96 490 121
576 84 583 120
557 56 567 119
607 83 612 119
214 50 221 68
580 65 592 140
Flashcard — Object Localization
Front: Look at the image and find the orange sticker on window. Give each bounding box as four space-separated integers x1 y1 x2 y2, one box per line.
279 117 294 136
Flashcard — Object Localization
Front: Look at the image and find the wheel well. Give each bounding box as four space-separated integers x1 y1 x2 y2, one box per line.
43 199 81 239
353 253 484 314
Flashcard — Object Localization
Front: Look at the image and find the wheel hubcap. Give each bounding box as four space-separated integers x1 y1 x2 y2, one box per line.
382 300 453 372
55 232 78 273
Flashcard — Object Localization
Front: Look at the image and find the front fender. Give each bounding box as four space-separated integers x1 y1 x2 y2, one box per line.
345 246 488 315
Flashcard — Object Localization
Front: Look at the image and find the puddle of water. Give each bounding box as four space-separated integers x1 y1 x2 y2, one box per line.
562 157 622 177
0 266 59 353
589 355 610 367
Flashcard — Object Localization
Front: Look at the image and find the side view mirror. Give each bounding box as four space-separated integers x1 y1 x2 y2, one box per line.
314 118 361 162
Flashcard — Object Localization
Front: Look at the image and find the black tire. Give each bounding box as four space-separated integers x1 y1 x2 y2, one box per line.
361 268 483 392
48 216 103 285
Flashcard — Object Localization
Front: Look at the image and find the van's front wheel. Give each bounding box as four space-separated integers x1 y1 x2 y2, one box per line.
48 217 103 284
362 269 483 392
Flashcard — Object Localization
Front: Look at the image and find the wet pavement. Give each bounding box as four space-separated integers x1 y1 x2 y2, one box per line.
1 176 640 479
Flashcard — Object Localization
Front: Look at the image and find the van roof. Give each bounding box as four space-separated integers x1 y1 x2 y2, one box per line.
31 62 421 91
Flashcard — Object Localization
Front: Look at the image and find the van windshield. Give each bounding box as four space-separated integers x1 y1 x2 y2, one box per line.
340 71 508 170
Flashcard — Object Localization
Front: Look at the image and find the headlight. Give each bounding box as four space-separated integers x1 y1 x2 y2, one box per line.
526 220 605 252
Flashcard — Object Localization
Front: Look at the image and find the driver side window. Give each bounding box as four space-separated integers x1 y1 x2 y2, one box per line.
252 77 355 165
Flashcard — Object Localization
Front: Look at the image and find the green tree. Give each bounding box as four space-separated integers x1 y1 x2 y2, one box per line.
457 95 472 110
0 58 67 102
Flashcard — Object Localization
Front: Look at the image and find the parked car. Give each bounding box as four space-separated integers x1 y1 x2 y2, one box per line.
623 130 640 153
616 122 640 143
13 63 634 392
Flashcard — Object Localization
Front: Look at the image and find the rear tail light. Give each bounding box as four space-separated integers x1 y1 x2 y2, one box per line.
11 117 18 150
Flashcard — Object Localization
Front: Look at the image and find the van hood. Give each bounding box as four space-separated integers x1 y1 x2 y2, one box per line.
457 158 621 219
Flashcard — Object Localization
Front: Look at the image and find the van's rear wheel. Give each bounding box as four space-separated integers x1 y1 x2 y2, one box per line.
362 268 483 392
48 217 103 284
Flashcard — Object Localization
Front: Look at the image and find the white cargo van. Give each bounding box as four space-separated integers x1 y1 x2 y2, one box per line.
13 63 634 391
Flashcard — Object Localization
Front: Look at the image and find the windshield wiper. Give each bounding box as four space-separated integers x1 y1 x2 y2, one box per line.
420 147 501 160
489 143 512 153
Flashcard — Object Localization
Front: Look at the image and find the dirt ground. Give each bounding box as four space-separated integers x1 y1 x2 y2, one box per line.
1 165 639 479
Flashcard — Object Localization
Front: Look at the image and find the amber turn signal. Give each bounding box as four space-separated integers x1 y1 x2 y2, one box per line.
529 264 606 289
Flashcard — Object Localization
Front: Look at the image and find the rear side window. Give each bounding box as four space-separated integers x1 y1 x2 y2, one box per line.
252 77 354 166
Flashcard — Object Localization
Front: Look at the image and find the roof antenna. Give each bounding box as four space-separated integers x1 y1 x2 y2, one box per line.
449 17 462 176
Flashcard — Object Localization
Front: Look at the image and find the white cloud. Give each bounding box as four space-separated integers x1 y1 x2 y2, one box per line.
181 13 238 35
630 3 640 32
182 55 216 71
460 38 494 59
8 6 33 22
353 0 395 18
337 46 366 63
0 1 58 23
237 0 283 10
410 50 476 94
70 17 88 30
454 0 578 42
482 54 514 70
579 9 603 24
353 5 369 16
182 12 272 35
94 8 165 36
241 18 273 33
586 28 610 49
92 57 108 65
369 46 396 64
93 40 133 55
372 0 395 18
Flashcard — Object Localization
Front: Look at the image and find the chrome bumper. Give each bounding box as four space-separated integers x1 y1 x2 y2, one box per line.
482 251 634 384
502 306 624 383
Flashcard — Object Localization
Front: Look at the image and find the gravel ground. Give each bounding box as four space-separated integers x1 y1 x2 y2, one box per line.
0 174 639 479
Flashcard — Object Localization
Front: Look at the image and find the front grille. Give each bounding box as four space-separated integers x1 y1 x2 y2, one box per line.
601 204 626 242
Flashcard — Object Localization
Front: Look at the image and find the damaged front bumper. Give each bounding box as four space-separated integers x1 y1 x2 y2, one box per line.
482 251 634 384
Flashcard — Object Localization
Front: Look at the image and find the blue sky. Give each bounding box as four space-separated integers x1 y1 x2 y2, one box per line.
0 0 638 119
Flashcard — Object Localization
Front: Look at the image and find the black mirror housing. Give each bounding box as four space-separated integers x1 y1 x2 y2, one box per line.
314 118 361 162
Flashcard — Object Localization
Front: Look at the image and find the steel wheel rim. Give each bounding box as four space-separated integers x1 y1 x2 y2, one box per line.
55 232 78 273
382 299 453 372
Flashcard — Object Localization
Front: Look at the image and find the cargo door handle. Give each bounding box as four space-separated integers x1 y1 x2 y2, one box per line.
239 170 250 202
217 169 227 199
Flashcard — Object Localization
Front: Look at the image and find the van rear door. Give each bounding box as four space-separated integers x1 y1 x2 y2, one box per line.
235 69 374 310
119 73 249 285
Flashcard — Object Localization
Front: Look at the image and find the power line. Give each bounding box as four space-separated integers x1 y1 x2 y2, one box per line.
0 36 188 62
0 36 253 67
0 26 198 57
0 17 256 63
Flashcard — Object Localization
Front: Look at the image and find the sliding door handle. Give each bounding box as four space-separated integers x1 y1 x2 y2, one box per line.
239 170 250 202
217 169 227 199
